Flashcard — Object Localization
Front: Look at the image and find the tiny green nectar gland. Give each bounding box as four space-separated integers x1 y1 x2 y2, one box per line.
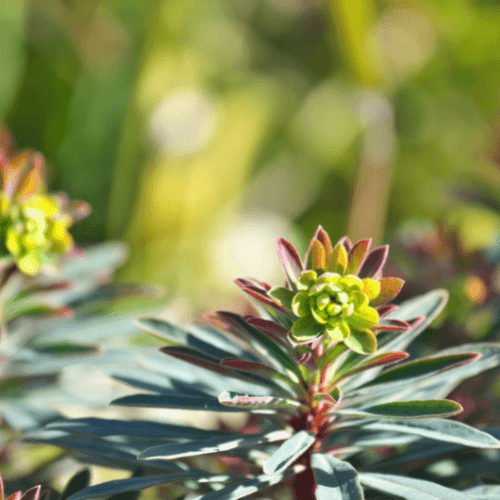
266 227 405 355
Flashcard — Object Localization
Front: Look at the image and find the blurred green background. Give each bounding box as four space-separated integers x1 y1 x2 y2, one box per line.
3 0 500 319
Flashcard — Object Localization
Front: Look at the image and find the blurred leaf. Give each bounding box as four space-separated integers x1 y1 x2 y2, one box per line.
110 393 244 412
65 473 237 500
0 0 27 117
138 429 291 461
359 473 470 499
340 418 500 448
263 430 315 475
218 391 306 411
311 453 363 500
60 469 90 500
190 468 300 500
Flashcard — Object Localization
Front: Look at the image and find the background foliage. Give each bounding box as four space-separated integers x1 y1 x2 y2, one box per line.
3 0 500 496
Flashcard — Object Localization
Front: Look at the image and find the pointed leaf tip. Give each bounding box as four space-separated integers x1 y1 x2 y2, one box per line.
358 245 389 279
276 238 303 286
369 277 405 307
263 430 316 475
345 239 372 275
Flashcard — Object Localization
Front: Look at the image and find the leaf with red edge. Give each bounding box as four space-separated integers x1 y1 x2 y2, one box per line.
358 245 389 279
244 317 288 337
215 311 300 375
221 357 305 394
234 278 256 289
304 226 333 267
361 352 482 388
315 226 333 261
337 236 353 253
161 346 295 397
244 317 294 354
239 286 290 314
258 280 272 291
377 304 399 319
219 391 308 411
161 346 242 376
276 238 303 287
369 278 405 307
336 351 410 381
220 358 285 379
373 319 409 332
235 278 270 294
345 239 372 276
6 494 22 500
20 487 41 500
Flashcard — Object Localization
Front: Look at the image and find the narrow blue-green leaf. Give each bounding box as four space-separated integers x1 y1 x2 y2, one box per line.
362 427 500 470
334 400 462 419
65 473 238 500
359 473 470 500
216 312 301 377
60 469 91 500
160 347 295 398
263 430 316 475
361 353 480 387
465 485 500 499
135 352 275 398
340 418 500 448
342 344 500 408
190 468 301 500
344 290 448 392
26 432 184 472
382 290 448 351
2 349 133 377
31 315 139 346
427 343 500 385
61 242 128 280
0 403 61 432
111 394 244 412
329 432 418 456
139 429 291 460
311 453 364 499
191 324 262 362
135 318 253 361
47 417 231 439
218 391 307 412
104 367 211 398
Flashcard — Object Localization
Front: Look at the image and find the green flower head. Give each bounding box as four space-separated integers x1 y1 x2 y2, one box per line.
257 226 405 355
289 271 381 351
4 194 73 275
0 127 90 276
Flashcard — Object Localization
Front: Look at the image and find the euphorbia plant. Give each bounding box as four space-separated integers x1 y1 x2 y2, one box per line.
0 125 89 276
15 227 500 499
260 229 404 352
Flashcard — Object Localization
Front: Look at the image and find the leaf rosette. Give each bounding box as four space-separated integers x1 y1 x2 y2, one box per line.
243 227 404 354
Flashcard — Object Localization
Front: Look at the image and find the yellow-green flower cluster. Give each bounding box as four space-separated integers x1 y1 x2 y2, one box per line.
289 271 380 353
2 194 73 275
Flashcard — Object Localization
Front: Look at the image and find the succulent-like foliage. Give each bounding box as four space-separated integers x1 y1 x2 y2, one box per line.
15 227 500 500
